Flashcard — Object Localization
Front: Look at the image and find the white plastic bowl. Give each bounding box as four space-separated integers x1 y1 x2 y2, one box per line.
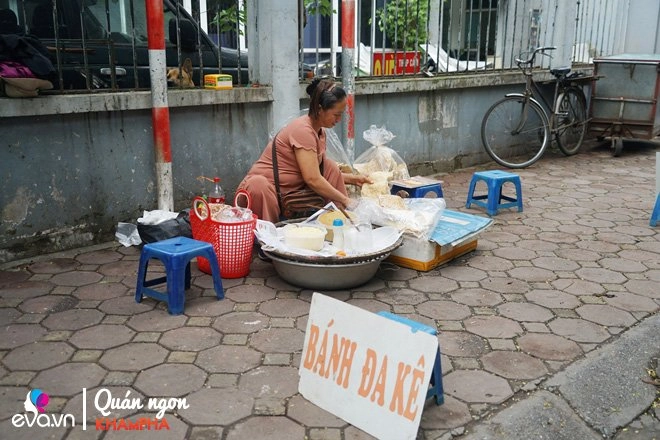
282 224 327 251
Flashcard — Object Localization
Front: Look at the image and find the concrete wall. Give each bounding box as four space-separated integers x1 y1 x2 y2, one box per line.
0 90 272 263
1 69 567 263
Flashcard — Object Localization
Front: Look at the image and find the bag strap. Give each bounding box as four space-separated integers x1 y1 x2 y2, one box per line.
271 131 285 215
271 130 326 215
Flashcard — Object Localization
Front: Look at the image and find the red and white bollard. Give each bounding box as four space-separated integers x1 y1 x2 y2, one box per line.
146 0 173 211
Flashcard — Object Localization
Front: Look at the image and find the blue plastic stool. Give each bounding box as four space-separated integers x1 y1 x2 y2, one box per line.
135 237 224 315
391 181 443 199
466 170 523 216
651 193 660 227
376 311 444 405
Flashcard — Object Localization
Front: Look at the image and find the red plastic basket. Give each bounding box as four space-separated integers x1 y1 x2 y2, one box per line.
190 194 256 278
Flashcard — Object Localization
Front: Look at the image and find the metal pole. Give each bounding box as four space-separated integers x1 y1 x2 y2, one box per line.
146 0 173 211
341 0 356 163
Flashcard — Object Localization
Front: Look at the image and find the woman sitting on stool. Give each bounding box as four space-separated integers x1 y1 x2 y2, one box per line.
238 78 370 222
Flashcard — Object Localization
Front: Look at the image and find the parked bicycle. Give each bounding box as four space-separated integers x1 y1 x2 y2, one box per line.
481 46 589 168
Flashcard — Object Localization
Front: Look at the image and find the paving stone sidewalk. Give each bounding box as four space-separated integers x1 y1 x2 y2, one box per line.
0 141 658 440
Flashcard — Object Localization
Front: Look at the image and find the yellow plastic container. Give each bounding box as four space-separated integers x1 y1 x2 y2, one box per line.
204 74 233 90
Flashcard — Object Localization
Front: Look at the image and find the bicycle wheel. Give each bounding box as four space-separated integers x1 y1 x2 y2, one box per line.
481 96 550 168
555 87 587 156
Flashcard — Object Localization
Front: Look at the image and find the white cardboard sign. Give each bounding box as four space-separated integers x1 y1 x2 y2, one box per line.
298 293 438 440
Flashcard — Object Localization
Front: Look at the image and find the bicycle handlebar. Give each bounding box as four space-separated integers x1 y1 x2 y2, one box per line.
515 46 557 67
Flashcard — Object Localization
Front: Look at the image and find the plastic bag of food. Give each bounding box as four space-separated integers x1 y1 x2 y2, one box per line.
354 125 409 197
353 197 445 239
325 129 354 173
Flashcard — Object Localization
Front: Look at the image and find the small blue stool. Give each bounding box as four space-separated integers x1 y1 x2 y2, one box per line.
391 181 443 199
651 193 660 227
376 311 444 405
466 170 523 216
135 236 224 315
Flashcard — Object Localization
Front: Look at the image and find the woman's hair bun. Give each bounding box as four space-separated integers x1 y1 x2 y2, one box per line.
306 77 322 96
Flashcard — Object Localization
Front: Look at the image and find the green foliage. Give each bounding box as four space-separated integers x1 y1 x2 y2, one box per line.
304 0 336 17
211 1 246 34
376 0 428 50
210 0 334 36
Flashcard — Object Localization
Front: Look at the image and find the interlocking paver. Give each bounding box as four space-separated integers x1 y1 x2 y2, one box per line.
135 363 206 396
259 298 311 317
417 300 471 320
440 331 489 357
2 341 73 370
74 282 128 301
179 387 253 425
481 350 548 379
450 288 503 306
195 345 262 373
100 343 168 371
576 304 638 327
18 295 70 313
225 416 305 440
75 249 123 265
250 328 305 353
125 310 186 332
0 145 658 439
159 327 221 351
464 315 523 338
479 277 530 293
30 362 106 395
624 280 660 298
605 293 659 313
517 333 583 361
497 302 554 322
547 318 611 343
28 258 80 274
287 394 347 428
1 280 53 299
375 288 428 305
41 308 104 330
408 276 459 293
444 370 513 403
70 324 135 349
224 284 277 302
525 289 581 309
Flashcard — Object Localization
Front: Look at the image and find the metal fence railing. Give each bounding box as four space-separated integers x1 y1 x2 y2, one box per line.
2 0 248 93
1 0 627 94
300 0 628 79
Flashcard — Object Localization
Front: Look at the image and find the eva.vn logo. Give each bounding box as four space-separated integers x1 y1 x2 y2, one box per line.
12 389 76 428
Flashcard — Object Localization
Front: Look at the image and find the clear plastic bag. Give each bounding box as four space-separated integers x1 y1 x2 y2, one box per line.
353 197 446 240
325 128 354 172
353 125 410 198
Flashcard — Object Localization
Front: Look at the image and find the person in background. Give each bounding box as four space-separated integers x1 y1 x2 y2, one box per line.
237 78 371 222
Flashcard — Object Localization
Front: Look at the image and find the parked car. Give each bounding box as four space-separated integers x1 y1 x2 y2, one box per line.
2 0 248 90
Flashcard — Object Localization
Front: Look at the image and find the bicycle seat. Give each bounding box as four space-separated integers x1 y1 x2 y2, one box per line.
550 67 571 78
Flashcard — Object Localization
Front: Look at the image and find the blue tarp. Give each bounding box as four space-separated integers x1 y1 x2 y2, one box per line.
430 210 493 247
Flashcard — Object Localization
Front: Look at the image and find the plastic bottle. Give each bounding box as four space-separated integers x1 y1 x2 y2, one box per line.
332 218 344 249
208 177 225 204
343 226 358 254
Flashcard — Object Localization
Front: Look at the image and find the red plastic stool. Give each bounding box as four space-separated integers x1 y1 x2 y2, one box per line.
135 236 224 315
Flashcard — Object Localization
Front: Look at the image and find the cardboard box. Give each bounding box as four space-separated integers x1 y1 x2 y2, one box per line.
387 235 478 271
386 209 492 271
204 74 233 90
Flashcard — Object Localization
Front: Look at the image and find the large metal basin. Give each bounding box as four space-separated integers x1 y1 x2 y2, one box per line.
264 251 390 290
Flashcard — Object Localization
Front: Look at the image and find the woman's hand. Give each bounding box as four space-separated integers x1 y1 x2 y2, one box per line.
343 173 372 187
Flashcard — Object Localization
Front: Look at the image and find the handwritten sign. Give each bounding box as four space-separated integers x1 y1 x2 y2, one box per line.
298 293 438 440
